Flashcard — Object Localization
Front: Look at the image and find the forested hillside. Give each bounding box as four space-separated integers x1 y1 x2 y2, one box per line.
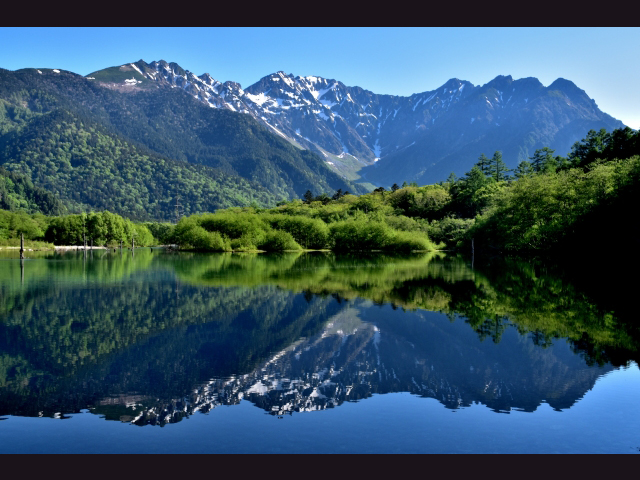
0 106 277 220
0 68 364 220
0 166 64 215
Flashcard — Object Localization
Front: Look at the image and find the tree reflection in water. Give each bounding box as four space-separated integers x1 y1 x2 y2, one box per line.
0 250 637 425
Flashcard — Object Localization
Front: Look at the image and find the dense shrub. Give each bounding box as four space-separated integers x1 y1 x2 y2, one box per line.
1 210 47 240
175 223 231 251
198 213 269 239
133 224 156 247
387 231 434 253
265 214 330 249
257 230 301 251
145 222 175 245
329 220 393 251
230 234 260 251
428 217 474 247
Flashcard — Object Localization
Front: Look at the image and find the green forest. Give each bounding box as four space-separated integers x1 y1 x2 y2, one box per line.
162 126 639 254
0 67 364 219
1 126 638 255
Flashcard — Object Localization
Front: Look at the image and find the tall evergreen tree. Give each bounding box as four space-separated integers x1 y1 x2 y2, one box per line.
568 129 609 167
476 153 492 176
491 151 509 181
303 190 314 203
514 160 534 179
530 147 555 173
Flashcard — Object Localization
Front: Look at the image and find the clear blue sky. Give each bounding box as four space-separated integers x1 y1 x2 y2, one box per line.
1 27 638 128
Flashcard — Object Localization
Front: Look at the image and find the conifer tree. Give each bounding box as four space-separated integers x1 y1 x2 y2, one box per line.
476 153 492 176
530 147 555 173
303 190 314 203
491 151 509 181
514 160 534 179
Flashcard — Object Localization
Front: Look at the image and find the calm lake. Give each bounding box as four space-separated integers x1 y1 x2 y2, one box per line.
0 249 638 453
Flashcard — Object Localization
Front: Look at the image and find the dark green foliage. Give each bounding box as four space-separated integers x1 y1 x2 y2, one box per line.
0 166 64 215
44 215 85 245
529 147 556 173
469 155 640 253
449 166 490 218
145 222 176 245
303 190 314 203
567 127 640 169
567 128 609 168
427 217 475 247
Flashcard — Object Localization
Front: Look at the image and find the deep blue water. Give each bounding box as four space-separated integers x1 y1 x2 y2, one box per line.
0 250 638 453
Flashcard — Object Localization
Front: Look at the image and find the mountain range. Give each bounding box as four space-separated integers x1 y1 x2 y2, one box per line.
0 59 626 219
88 59 625 185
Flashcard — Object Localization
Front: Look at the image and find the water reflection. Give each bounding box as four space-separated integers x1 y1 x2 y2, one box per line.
0 250 637 426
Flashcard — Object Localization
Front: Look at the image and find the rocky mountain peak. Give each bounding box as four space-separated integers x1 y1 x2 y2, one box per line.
84 60 625 187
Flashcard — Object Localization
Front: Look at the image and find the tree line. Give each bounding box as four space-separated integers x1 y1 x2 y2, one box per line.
2 126 637 256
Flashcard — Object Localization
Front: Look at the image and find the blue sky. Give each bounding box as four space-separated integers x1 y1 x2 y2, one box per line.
1 27 639 128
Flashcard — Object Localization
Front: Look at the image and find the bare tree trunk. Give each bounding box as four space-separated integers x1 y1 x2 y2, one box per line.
20 233 24 260
472 238 475 270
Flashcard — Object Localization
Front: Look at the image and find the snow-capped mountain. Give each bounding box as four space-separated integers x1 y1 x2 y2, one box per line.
89 60 625 186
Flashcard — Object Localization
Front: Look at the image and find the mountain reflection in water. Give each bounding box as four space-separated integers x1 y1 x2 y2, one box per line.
0 250 637 427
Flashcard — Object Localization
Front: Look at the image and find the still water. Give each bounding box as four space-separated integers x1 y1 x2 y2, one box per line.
0 250 638 453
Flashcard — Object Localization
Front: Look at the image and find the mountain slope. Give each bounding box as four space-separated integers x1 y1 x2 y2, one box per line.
0 67 365 216
89 61 624 187
0 61 626 212
0 107 277 220
362 76 625 184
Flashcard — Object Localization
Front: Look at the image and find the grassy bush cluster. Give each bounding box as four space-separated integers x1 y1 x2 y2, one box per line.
174 213 302 252
0 209 156 247
172 209 437 253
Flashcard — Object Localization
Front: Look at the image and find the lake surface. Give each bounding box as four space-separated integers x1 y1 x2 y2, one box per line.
1 249 639 453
